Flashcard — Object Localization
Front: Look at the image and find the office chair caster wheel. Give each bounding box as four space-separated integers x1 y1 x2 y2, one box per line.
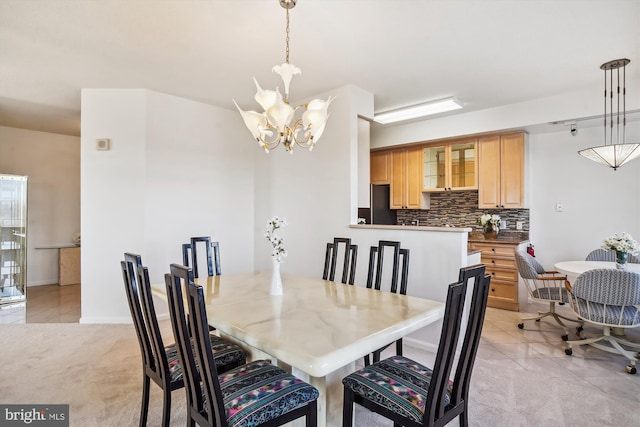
561 335 568 341
517 323 524 329
626 365 636 374
565 348 572 356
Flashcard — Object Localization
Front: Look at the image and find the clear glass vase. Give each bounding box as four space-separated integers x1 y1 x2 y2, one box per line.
615 251 628 270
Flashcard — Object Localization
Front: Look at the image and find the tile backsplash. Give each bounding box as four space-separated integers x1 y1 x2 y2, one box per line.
396 190 529 231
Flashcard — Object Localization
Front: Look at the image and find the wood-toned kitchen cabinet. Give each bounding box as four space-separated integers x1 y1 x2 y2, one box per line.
390 147 423 209
370 151 390 184
423 140 477 192
468 241 522 311
478 132 524 208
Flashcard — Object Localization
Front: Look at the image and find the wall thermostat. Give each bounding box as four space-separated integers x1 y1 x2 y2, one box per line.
96 138 111 151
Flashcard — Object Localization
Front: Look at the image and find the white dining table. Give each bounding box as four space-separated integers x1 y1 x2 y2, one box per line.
555 260 640 284
153 271 445 427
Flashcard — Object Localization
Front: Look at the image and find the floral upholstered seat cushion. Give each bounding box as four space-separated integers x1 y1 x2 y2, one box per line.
342 355 453 423
166 334 247 383
216 360 319 427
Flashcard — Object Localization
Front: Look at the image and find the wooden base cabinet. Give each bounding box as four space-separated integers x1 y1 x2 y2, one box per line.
468 241 525 311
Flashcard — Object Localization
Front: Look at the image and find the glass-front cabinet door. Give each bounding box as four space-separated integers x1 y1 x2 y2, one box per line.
423 145 447 191
449 141 476 190
423 140 477 191
0 174 28 306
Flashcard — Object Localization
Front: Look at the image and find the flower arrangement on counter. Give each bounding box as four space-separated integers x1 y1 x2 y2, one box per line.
478 214 501 229
265 216 288 262
602 232 640 254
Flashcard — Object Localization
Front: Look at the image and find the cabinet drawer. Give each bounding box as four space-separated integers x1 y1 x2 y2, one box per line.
482 256 516 269
488 282 517 301
472 243 516 257
485 267 519 283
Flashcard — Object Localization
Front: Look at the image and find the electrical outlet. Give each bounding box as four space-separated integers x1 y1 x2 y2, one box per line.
516 221 523 230
500 220 507 229
555 201 564 212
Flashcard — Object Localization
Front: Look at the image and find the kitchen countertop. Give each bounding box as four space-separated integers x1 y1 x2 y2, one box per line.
468 231 530 244
351 224 471 233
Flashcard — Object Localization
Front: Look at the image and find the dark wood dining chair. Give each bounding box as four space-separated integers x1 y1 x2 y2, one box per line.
182 236 221 278
121 253 246 427
164 263 319 427
322 237 358 284
364 240 410 365
342 265 491 427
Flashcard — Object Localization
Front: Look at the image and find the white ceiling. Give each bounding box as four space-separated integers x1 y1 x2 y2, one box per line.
1 0 639 137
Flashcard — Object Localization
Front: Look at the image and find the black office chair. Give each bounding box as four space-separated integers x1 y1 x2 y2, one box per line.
182 236 221 278
322 237 358 284
121 253 246 427
165 263 319 427
364 240 410 365
342 265 491 427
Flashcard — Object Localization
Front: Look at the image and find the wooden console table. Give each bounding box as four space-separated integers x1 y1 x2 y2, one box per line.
35 245 81 286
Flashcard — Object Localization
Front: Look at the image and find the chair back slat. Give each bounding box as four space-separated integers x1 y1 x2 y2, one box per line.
164 267 206 417
137 263 171 383
585 248 616 262
424 280 468 422
121 255 154 369
185 236 222 278
167 263 228 427
449 265 491 416
323 237 358 284
366 240 409 294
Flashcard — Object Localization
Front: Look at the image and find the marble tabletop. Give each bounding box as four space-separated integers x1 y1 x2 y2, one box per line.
183 271 445 377
154 270 445 426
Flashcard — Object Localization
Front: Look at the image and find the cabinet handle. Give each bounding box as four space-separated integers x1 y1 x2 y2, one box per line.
491 288 495 292
495 205 499 208
491 248 496 252
491 272 495 275
491 260 496 263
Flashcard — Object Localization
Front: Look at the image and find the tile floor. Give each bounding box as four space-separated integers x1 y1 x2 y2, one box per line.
0 283 80 323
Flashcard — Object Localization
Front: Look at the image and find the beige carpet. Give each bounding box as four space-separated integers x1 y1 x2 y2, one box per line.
3 305 640 426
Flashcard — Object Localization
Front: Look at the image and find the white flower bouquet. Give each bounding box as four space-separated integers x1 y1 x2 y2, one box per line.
602 232 640 254
478 214 501 228
265 216 288 262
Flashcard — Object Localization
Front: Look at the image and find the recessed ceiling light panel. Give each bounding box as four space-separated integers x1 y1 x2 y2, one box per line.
373 97 463 125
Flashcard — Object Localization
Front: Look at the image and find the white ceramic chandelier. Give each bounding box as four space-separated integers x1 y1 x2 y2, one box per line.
234 0 333 154
578 58 640 170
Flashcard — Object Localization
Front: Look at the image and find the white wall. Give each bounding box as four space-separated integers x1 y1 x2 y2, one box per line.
252 85 374 275
529 125 640 269
0 125 80 286
80 89 254 323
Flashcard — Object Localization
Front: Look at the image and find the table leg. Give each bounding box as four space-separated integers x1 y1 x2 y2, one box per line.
291 362 355 427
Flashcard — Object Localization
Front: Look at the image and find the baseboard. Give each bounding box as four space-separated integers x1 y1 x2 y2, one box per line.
79 316 132 324
27 280 59 287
